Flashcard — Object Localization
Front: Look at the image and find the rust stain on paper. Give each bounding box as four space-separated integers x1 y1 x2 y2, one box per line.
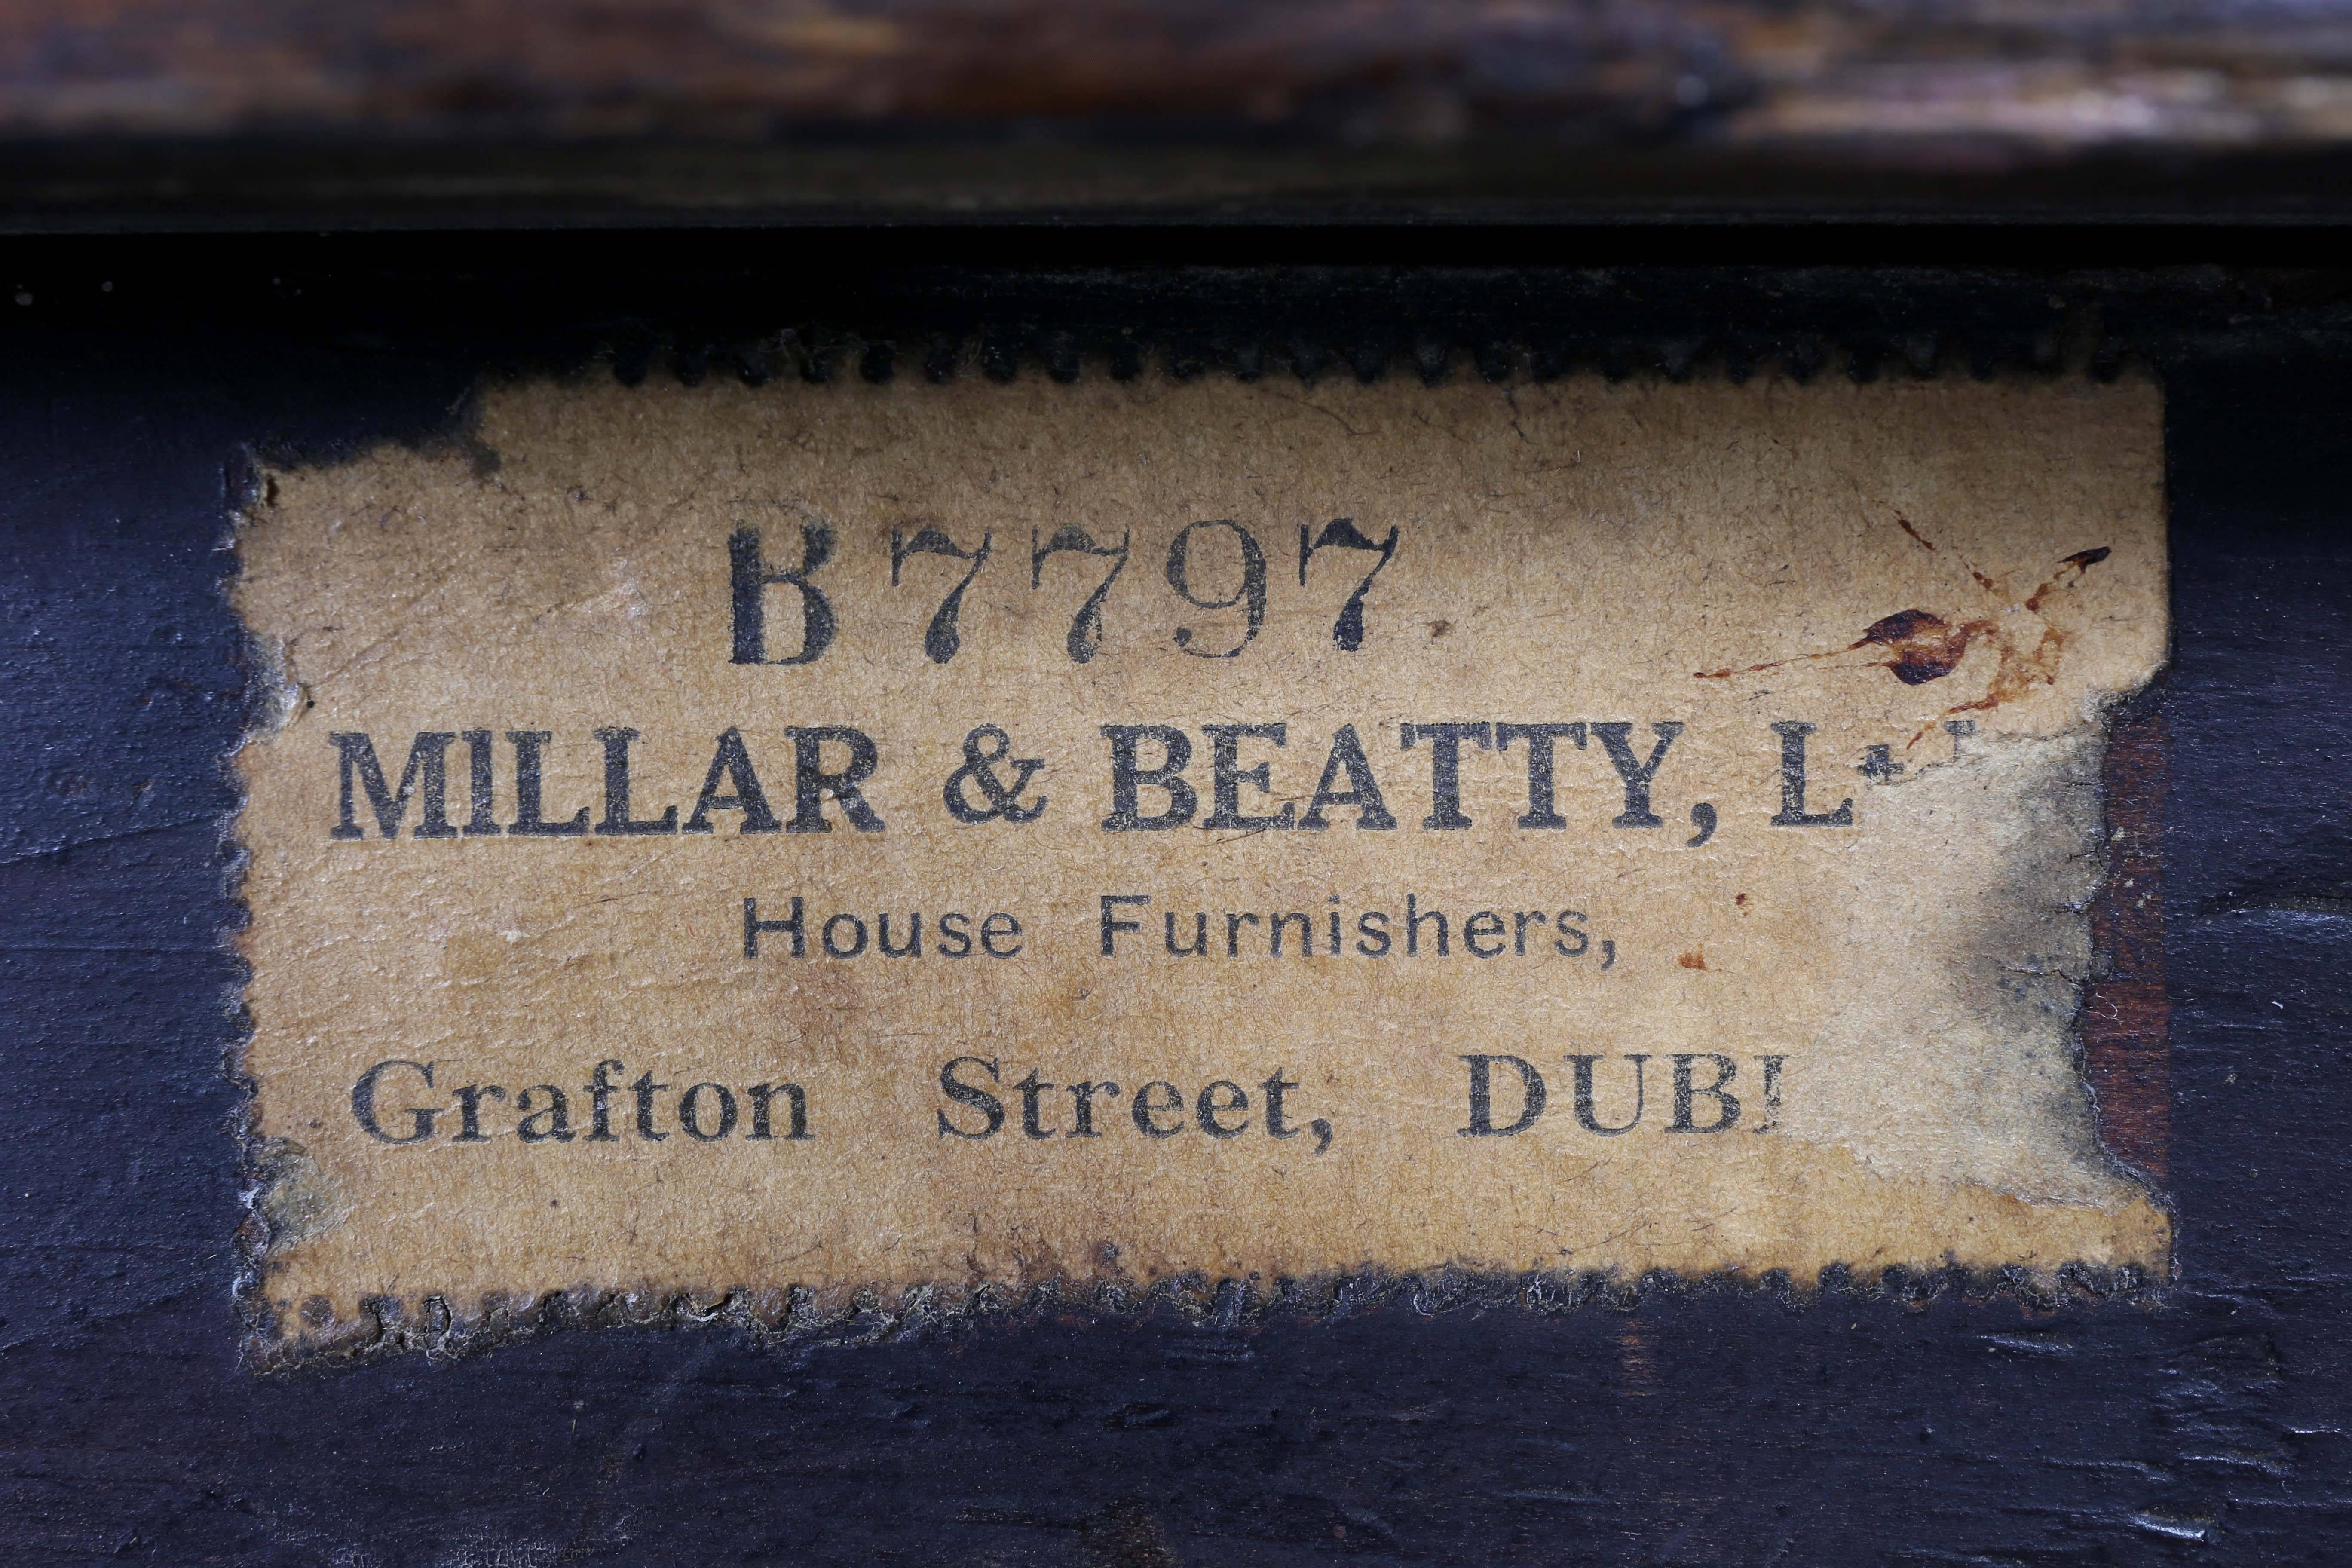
230 371 2171 1350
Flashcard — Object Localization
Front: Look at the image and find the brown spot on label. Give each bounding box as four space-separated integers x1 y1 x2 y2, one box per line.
1855 608 1995 686
1699 519 2122 750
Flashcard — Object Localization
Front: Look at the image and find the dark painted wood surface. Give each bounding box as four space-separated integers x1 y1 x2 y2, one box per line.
3 253 2351 1564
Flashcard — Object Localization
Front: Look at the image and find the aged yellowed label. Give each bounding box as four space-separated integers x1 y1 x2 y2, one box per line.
234 371 2169 1339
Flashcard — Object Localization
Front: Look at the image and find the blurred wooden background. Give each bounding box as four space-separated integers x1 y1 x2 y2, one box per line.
0 0 2351 224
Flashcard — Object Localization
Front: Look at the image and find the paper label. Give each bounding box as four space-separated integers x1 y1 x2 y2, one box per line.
233 371 2170 1342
